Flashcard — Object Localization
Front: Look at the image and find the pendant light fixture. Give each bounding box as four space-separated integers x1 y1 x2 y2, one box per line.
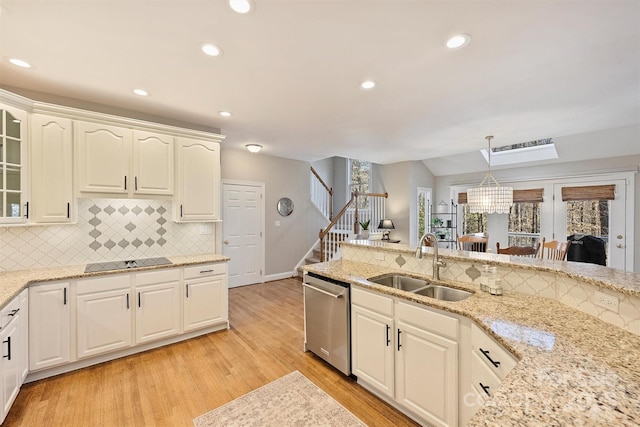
467 135 513 214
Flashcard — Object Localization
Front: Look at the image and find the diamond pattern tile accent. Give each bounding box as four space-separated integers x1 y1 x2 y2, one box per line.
88 217 102 227
145 206 155 215
89 241 101 251
145 238 155 247
104 206 116 215
118 206 129 215
125 222 136 232
157 238 166 246
104 239 116 249
132 238 143 248
89 205 101 215
395 255 406 268
118 239 129 248
157 206 166 214
89 229 102 238
132 206 143 215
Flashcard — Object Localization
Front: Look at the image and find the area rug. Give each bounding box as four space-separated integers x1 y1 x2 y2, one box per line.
193 371 367 426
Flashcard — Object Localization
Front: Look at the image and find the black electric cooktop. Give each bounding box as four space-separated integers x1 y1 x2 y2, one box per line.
84 257 172 273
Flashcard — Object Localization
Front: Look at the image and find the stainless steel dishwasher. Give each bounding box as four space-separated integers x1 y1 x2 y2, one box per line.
303 272 351 376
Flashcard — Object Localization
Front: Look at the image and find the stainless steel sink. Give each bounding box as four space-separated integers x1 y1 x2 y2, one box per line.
414 285 473 302
368 274 473 302
369 274 430 292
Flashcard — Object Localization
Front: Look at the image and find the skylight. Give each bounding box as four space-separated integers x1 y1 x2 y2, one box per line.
481 138 558 166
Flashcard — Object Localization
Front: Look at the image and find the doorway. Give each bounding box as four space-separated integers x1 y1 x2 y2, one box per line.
222 180 265 287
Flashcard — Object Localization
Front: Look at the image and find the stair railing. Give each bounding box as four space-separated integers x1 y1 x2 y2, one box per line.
318 191 388 262
310 166 333 220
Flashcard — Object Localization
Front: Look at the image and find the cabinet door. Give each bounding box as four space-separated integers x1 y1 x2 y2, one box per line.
135 281 180 344
75 121 131 194
29 282 71 371
175 137 220 221
396 320 458 427
30 114 73 223
351 304 394 399
183 276 227 332
132 130 174 195
76 288 132 359
0 105 28 224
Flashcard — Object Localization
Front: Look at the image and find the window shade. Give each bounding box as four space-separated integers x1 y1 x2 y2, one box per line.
458 188 543 205
561 184 615 201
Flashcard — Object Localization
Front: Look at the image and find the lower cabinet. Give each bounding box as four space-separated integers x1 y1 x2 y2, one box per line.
76 275 132 359
183 263 228 332
29 281 70 371
0 290 28 425
135 270 181 344
351 287 459 427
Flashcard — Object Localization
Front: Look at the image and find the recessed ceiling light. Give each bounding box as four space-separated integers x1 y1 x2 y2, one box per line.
133 89 148 96
360 80 376 90
8 58 31 68
246 144 262 153
202 43 223 57
446 34 471 49
219 111 232 117
229 0 252 14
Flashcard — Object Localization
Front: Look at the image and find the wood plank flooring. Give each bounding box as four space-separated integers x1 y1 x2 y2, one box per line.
5 278 419 426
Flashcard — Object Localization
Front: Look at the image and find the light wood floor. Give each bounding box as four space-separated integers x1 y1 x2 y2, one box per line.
6 278 419 426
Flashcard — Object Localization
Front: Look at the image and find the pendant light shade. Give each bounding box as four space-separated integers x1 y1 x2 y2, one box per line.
467 136 513 214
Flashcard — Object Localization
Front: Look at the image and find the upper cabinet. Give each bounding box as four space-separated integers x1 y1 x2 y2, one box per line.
132 130 174 196
30 114 74 223
174 137 221 222
0 105 29 224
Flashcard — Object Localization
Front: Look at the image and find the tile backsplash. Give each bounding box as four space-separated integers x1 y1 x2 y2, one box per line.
0 199 215 272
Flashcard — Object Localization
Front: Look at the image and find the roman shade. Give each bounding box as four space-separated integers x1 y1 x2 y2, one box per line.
561 184 615 201
458 188 543 205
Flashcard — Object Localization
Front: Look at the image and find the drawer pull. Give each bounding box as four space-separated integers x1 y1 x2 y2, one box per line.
186 284 189 298
480 348 501 367
479 382 490 396
386 325 390 346
397 329 402 351
3 336 11 361
200 269 215 274
8 308 19 317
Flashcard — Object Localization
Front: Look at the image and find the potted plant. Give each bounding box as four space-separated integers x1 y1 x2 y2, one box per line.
359 220 370 239
431 217 446 239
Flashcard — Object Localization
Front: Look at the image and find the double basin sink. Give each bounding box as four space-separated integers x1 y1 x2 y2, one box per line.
368 274 472 302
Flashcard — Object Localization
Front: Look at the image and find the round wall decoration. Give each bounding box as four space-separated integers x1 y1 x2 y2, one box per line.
277 197 294 216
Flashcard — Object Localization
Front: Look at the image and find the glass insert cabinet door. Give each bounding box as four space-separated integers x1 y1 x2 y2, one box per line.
0 106 27 222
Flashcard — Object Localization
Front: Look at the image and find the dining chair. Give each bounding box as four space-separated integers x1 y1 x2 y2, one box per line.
496 242 540 257
457 233 489 252
540 238 571 261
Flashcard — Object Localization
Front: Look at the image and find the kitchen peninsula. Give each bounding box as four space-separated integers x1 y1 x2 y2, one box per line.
304 240 640 426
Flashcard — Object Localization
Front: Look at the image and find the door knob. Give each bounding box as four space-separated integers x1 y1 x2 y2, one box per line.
224 240 229 244
616 244 623 248
617 235 623 239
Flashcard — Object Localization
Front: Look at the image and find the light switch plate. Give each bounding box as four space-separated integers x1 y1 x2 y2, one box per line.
275 221 281 227
199 224 213 235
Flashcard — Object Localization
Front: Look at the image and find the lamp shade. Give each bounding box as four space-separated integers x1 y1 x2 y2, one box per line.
378 219 395 230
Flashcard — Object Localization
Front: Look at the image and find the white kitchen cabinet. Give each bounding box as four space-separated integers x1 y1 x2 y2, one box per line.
132 130 174 195
0 289 28 425
76 275 132 359
351 287 395 399
396 301 458 427
183 263 228 331
30 114 74 223
351 287 459 427
174 137 221 222
29 281 71 371
75 121 131 195
134 269 181 344
75 122 174 198
0 104 29 224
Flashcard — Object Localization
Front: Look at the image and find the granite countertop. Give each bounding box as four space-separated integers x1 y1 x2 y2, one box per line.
343 240 640 297
0 253 230 309
304 259 640 426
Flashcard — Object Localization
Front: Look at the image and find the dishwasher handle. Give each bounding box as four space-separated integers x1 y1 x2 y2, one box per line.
303 283 344 299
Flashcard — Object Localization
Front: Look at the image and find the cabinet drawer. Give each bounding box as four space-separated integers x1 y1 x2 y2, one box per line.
77 274 131 295
135 268 180 286
351 286 394 317
184 263 227 280
471 350 502 400
396 300 458 340
471 323 517 380
0 290 25 330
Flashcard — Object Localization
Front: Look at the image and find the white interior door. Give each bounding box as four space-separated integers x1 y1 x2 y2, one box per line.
222 181 264 287
553 178 629 271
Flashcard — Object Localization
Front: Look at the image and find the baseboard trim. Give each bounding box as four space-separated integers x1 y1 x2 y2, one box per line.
264 272 296 282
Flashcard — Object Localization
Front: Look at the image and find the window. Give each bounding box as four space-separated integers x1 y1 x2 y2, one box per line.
508 202 541 246
348 159 371 209
462 205 487 235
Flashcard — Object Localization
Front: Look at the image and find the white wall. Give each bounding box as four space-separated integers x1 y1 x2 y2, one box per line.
221 149 326 277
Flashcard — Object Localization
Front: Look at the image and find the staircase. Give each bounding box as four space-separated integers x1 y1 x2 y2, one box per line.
298 167 387 276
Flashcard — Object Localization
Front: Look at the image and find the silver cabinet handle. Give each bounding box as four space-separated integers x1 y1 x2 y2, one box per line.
302 283 343 299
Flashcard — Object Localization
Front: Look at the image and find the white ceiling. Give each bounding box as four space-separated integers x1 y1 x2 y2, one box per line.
1 0 638 166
